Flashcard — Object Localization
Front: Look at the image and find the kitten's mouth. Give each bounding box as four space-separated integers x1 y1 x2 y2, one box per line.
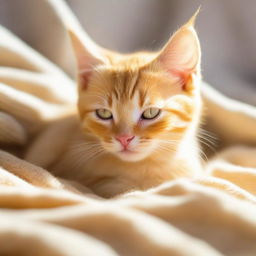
119 148 136 154
116 149 143 162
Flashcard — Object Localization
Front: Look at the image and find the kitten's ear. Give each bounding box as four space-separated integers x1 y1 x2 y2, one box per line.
153 10 201 91
68 30 105 90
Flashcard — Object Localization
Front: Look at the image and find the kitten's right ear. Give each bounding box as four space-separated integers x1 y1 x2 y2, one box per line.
68 30 105 90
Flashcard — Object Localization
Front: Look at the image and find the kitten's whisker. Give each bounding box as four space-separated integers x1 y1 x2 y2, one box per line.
157 140 180 147
68 139 106 171
86 149 106 163
69 144 100 158
197 137 217 154
197 134 216 146
71 148 105 170
199 128 217 139
199 139 216 151
198 128 218 145
71 141 100 149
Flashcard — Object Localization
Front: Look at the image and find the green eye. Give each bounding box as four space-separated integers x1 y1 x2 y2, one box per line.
96 109 113 120
142 108 161 120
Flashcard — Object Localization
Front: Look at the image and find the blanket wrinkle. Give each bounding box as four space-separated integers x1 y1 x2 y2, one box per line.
0 214 118 256
0 111 27 145
0 67 76 104
0 0 256 255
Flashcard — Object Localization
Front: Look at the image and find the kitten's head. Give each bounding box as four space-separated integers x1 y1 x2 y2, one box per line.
69 13 201 162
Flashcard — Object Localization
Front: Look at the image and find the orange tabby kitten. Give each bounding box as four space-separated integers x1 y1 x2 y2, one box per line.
52 13 202 197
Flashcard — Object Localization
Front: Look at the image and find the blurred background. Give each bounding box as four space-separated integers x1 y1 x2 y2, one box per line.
0 0 255 105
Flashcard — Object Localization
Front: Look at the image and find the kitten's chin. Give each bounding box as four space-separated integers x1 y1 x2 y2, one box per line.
115 150 149 162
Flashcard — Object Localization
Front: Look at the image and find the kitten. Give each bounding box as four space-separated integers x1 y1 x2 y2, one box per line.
53 12 203 198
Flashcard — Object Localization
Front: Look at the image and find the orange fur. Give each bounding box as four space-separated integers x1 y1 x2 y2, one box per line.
53 13 203 197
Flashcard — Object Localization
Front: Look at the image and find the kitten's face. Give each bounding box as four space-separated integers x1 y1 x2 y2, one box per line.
70 13 201 162
78 64 198 162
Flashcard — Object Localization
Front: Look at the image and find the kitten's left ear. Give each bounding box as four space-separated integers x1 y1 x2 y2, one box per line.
152 10 201 91
68 30 105 90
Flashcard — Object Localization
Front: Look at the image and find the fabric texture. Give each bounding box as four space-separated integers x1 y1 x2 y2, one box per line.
0 0 256 255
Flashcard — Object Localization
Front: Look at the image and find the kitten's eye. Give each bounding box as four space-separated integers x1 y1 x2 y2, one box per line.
96 109 113 120
141 108 161 120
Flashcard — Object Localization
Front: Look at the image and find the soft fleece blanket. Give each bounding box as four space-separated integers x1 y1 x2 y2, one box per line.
1 1 256 255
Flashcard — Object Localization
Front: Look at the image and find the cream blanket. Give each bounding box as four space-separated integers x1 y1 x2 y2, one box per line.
1 1 256 255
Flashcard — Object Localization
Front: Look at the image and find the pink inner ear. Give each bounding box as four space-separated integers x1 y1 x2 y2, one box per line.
169 60 198 90
156 26 200 90
169 69 191 90
79 70 92 90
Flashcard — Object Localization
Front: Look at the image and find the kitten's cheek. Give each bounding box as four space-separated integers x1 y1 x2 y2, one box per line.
110 138 123 152
128 136 139 149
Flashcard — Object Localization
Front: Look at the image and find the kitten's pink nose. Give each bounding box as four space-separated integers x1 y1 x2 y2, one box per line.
116 135 135 148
